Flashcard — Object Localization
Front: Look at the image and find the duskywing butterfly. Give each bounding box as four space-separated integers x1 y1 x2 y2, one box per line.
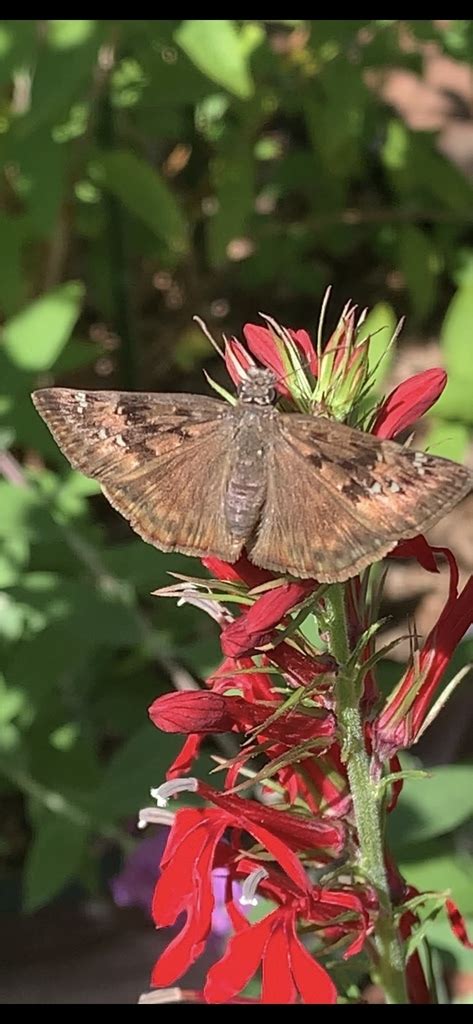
32 368 472 582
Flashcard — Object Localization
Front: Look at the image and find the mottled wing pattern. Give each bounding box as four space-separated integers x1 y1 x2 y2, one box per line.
32 388 244 561
249 412 473 581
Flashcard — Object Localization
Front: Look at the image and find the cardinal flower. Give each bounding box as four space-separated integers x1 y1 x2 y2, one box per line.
371 368 447 440
147 785 368 1004
373 547 473 757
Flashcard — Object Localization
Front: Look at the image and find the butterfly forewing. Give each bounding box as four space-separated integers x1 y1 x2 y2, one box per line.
248 413 473 581
32 388 244 562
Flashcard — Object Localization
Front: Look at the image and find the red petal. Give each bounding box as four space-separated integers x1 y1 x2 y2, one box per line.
289 328 318 374
262 920 297 1003
199 783 345 857
287 919 338 1004
243 324 287 381
149 691 233 733
269 642 337 685
372 368 447 439
389 536 440 573
202 552 274 588
446 898 473 948
166 733 202 779
204 914 274 1003
221 581 316 657
224 338 254 386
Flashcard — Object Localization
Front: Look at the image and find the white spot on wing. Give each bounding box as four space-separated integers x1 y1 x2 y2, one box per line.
115 434 127 448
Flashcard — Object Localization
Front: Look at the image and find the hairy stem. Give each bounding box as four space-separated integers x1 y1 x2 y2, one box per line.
326 584 408 1004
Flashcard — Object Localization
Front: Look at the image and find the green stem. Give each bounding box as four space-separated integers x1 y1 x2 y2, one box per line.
326 584 408 1004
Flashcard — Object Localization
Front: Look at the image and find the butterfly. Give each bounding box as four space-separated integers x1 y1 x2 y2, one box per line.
32 367 472 583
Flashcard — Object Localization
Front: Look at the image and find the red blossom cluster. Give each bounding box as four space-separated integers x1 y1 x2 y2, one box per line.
144 309 472 1003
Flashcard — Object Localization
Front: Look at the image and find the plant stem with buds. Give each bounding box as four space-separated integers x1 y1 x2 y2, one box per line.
326 584 409 1004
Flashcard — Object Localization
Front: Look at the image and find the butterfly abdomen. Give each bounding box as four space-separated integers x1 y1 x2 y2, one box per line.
224 408 271 540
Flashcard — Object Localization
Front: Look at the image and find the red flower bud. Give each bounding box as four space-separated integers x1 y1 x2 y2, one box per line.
372 368 447 439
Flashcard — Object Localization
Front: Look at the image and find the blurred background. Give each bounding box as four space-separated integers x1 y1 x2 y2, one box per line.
0 19 473 1004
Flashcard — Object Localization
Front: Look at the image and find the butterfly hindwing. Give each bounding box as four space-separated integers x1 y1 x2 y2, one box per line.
248 412 472 581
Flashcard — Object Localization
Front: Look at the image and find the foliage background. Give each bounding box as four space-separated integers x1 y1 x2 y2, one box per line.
0 19 472 997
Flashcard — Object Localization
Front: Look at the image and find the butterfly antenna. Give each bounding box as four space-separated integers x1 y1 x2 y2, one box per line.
193 315 225 358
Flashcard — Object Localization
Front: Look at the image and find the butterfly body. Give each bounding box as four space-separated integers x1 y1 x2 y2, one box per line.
224 403 274 539
32 369 472 582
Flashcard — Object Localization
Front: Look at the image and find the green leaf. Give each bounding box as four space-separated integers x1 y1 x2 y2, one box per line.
207 131 254 266
23 813 88 911
0 214 25 317
433 374 473 425
2 282 84 371
47 20 96 49
424 420 469 461
359 301 397 393
388 764 473 853
95 149 188 254
175 20 254 99
427 916 473 970
440 281 473 385
399 842 473 916
94 721 182 818
399 225 438 321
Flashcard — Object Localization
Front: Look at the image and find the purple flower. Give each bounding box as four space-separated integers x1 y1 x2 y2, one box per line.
111 830 168 914
111 829 245 934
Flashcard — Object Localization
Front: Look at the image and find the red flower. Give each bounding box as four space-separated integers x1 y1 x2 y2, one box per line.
150 804 322 989
220 580 317 657
445 897 473 949
243 323 318 379
197 781 345 855
373 549 473 757
149 690 336 749
202 552 274 589
372 368 447 440
389 535 441 574
150 800 368 1003
204 906 336 1004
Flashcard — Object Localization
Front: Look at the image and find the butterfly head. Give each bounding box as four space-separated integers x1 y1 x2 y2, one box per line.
237 367 277 406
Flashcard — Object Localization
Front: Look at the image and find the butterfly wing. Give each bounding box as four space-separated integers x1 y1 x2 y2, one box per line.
248 412 473 581
32 387 244 561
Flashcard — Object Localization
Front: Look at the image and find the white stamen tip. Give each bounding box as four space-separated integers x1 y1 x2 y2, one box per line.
239 866 269 908
150 777 199 807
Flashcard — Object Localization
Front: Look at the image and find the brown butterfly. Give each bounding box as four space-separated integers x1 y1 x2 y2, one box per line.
32 368 472 583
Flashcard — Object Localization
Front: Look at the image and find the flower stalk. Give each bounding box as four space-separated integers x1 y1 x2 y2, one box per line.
325 584 408 1004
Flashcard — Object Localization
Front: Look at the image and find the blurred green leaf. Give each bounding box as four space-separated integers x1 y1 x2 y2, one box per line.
23 813 88 911
399 841 473 916
95 149 189 254
47 20 96 49
175 20 254 99
0 214 25 316
440 280 473 385
2 282 84 371
207 130 254 266
388 765 473 853
94 721 181 817
399 225 438 321
360 301 397 393
427 916 473 970
424 420 469 461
